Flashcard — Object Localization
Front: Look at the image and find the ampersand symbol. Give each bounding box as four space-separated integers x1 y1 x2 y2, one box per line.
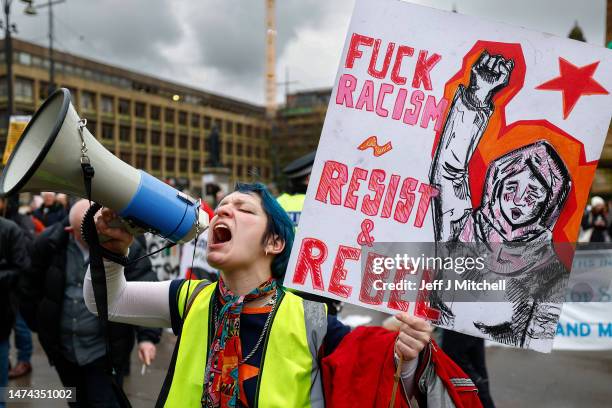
357 219 375 247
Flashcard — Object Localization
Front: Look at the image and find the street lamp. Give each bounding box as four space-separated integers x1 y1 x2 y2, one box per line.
21 0 65 95
1 0 17 126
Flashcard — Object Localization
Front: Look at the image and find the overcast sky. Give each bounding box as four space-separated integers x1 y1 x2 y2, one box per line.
7 0 607 106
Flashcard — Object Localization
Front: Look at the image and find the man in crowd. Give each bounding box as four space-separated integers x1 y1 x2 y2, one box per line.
581 196 612 243
32 192 67 227
20 199 161 406
0 217 30 408
0 195 34 380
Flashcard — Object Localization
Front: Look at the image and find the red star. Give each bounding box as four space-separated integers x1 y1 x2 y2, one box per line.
536 57 608 119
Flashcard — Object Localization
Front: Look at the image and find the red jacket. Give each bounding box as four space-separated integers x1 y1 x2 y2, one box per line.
321 326 482 408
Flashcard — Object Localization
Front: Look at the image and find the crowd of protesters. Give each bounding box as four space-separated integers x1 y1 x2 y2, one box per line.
0 193 162 407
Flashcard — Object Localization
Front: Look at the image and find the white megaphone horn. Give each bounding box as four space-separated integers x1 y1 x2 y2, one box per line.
0 88 208 243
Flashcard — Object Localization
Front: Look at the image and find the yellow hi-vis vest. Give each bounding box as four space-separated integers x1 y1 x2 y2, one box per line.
276 193 305 227
158 280 327 408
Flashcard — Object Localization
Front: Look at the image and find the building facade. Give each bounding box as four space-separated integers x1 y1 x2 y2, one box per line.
0 38 273 193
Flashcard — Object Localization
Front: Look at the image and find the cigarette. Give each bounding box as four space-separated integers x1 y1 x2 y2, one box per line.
141 364 146 376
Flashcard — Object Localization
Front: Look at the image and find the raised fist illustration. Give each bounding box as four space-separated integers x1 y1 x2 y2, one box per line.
466 50 514 108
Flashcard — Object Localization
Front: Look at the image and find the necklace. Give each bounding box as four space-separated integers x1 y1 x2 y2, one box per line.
213 288 278 365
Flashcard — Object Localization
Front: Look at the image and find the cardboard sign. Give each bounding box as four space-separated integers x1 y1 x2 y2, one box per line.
284 0 612 352
2 116 31 165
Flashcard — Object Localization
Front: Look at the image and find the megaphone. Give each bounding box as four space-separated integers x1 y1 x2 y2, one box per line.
0 88 208 243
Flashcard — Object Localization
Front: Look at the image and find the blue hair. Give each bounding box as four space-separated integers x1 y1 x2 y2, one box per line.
234 182 295 281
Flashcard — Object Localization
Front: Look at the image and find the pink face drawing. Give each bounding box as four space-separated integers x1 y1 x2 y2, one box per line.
499 168 549 228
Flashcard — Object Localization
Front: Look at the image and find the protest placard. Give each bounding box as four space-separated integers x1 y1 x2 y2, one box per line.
2 116 31 165
284 0 612 352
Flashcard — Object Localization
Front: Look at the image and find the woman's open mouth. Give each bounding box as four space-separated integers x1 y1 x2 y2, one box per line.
211 223 232 245
510 207 523 220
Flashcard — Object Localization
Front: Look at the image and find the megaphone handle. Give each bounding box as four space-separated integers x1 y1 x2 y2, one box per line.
98 218 146 244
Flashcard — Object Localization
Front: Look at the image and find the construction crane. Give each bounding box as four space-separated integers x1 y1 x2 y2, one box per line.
265 0 276 118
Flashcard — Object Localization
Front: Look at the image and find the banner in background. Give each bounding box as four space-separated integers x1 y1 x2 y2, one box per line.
2 115 31 165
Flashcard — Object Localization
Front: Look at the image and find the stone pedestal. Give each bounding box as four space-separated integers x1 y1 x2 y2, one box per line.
201 167 232 207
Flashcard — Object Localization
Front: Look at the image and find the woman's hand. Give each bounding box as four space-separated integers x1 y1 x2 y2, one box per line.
394 313 433 362
95 208 134 256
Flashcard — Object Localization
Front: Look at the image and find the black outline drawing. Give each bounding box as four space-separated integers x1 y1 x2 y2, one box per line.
428 50 572 349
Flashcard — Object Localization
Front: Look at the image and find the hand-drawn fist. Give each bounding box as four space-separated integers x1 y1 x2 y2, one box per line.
466 50 514 108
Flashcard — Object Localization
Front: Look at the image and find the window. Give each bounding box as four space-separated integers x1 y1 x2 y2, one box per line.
120 152 131 164
255 146 261 157
119 126 131 142
152 155 161 170
81 91 95 111
86 120 97 137
150 105 161 121
236 123 243 135
246 125 253 138
264 167 270 179
237 164 243 178
192 160 201 173
225 121 234 134
17 52 31 66
180 158 188 172
118 99 130 115
178 111 187 125
204 116 211 129
247 145 252 157
236 143 243 156
135 128 147 144
165 132 175 148
101 95 114 113
166 157 175 172
254 127 261 138
225 141 233 155
151 130 161 145
214 118 222 130
14 77 33 101
179 134 188 149
136 154 147 169
191 136 200 150
135 102 146 118
191 114 200 127
39 81 49 101
164 108 175 123
102 124 114 140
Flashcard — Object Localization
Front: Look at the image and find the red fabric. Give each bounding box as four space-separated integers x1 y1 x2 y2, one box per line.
201 201 215 221
322 326 409 408
321 328 482 408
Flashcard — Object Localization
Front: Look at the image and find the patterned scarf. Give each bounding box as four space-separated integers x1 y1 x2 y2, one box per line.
202 277 277 408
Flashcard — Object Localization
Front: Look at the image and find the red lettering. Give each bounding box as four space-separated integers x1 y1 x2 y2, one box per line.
293 238 328 291
329 245 360 298
344 167 368 210
415 269 441 320
362 169 386 216
368 40 395 79
355 80 375 111
390 45 414 85
403 90 424 125
381 174 401 218
345 33 374 69
394 177 418 224
414 183 439 228
420 95 449 132
388 266 413 312
335 74 357 108
315 161 348 205
412 50 441 91
375 83 394 117
359 252 390 305
391 88 407 120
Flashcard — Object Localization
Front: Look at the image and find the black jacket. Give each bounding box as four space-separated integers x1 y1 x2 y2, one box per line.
20 219 162 367
32 203 67 227
0 217 30 340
